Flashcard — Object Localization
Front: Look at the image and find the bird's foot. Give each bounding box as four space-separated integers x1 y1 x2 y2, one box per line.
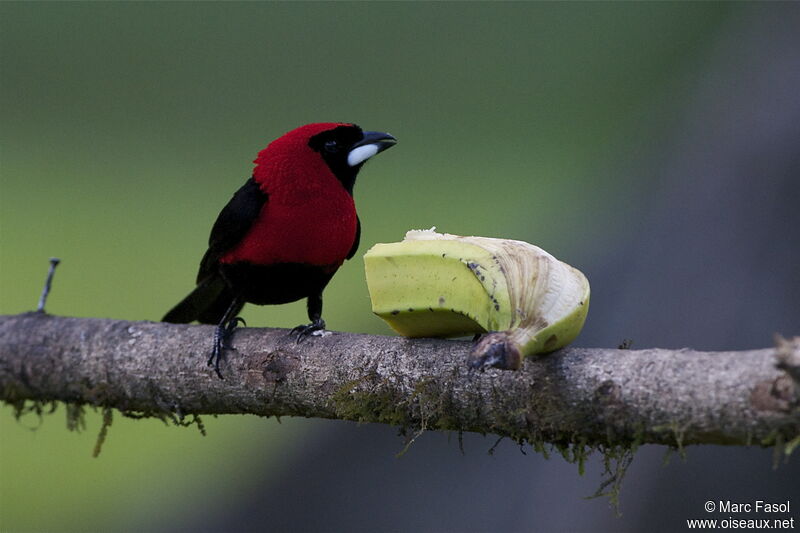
290 318 326 343
208 316 246 379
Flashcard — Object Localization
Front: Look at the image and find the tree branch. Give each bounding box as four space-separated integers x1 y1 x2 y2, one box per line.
1 313 798 449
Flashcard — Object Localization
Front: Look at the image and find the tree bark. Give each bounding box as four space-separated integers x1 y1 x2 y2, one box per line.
1 312 798 449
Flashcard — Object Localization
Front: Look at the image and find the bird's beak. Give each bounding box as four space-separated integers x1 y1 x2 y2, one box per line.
347 131 397 167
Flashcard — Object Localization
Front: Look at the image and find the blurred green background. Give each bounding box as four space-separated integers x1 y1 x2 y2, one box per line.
1 2 739 531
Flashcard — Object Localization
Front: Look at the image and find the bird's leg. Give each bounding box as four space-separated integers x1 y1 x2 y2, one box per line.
209 297 244 379
290 292 326 342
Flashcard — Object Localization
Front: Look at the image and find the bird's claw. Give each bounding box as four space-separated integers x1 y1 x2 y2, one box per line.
208 315 245 379
208 343 224 379
290 318 326 343
226 316 247 332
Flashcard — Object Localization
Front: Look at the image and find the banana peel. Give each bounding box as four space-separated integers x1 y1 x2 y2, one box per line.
363 229 590 370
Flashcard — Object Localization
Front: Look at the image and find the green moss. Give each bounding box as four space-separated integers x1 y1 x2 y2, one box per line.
332 376 415 429
65 403 86 432
89 407 207 456
587 445 636 516
519 426 647 513
530 435 550 459
4 394 56 425
92 407 113 458
785 434 800 457
573 438 590 476
191 415 207 437
755 428 800 470
670 421 687 459
3 397 209 457
339 372 639 475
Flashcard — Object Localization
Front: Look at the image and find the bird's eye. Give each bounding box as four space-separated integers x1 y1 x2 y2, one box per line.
324 140 339 153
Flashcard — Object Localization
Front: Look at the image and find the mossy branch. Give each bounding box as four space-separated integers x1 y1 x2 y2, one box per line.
1 312 798 449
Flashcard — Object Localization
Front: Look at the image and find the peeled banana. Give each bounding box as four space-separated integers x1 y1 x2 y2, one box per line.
363 229 590 370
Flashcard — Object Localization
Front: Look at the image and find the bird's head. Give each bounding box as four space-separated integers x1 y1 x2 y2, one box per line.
253 123 396 194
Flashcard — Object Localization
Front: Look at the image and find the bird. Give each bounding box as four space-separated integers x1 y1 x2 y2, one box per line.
163 123 396 378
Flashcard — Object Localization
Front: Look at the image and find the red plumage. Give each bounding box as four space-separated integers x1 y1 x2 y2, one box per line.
221 123 357 269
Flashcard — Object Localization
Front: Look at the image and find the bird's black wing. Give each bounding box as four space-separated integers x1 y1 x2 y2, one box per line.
197 176 268 283
346 215 361 260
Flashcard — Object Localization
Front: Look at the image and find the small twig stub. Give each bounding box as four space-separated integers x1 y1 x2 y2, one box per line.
36 258 61 313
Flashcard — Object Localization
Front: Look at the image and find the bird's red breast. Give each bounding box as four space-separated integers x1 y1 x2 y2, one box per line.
219 123 358 270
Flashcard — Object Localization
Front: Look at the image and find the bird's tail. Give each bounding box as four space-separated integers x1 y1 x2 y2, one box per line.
162 275 240 325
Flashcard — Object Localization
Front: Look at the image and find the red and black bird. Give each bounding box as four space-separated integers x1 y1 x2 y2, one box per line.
163 123 396 377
